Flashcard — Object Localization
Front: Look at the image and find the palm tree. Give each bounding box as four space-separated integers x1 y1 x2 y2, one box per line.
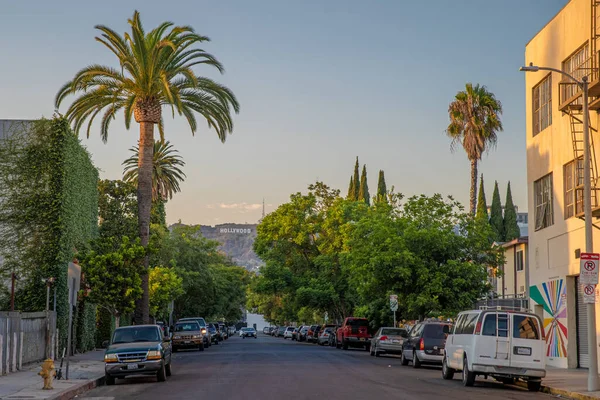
55 11 239 324
123 140 186 202
446 83 503 215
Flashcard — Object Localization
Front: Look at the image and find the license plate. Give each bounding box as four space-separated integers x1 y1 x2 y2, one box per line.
184 341 191 344
127 363 139 370
392 340 400 343
515 347 532 356
360 338 365 341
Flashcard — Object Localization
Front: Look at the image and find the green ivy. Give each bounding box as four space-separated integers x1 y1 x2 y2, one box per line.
0 117 99 348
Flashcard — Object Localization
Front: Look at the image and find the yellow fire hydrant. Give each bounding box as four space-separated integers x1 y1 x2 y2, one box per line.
39 358 56 390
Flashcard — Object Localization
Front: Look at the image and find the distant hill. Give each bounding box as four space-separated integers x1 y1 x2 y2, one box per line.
171 223 263 272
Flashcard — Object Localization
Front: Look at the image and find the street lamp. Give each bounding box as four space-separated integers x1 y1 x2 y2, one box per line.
521 63 597 391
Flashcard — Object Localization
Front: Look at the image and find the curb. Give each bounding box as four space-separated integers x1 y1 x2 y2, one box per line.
515 380 597 400
47 374 105 400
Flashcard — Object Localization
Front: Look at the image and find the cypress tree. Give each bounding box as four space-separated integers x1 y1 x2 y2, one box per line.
353 157 360 200
490 181 504 241
475 174 488 220
358 165 370 206
347 176 355 200
503 181 521 241
377 170 387 203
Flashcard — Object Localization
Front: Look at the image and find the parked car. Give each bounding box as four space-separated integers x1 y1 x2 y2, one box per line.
276 326 286 337
370 327 408 357
103 324 172 385
207 323 220 345
229 326 236 336
177 317 211 348
401 320 452 368
210 322 224 341
443 310 545 391
270 326 279 336
241 327 257 338
306 325 318 343
283 326 295 339
317 327 336 346
172 321 204 352
298 326 309 342
263 327 270 335
292 326 303 341
218 323 229 339
309 325 322 343
336 318 370 350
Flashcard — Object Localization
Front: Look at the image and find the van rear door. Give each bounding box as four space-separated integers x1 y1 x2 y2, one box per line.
510 313 545 371
477 312 510 368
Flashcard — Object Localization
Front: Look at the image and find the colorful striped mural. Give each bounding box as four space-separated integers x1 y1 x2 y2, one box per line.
530 279 568 358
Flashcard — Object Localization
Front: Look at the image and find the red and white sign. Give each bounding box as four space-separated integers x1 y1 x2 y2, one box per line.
584 284 597 304
580 253 600 285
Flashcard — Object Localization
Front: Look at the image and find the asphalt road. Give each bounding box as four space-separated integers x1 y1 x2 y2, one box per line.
81 334 552 400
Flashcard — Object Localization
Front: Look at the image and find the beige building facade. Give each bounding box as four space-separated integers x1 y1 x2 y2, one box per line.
525 0 600 369
494 238 529 298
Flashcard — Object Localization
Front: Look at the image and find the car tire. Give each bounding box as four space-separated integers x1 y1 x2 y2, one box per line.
365 344 371 352
412 350 421 368
501 378 514 385
199 343 204 352
165 362 172 377
157 362 167 382
401 350 409 366
462 357 475 387
105 374 115 386
527 380 541 392
442 357 455 380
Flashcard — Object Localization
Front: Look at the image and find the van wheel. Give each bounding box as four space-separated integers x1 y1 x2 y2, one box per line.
442 357 455 380
501 378 514 385
165 362 172 377
462 357 475 387
157 362 167 382
400 350 409 366
527 380 542 392
412 350 421 368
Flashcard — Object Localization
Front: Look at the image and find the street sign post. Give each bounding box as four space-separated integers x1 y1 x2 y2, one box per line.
390 295 398 327
581 253 600 285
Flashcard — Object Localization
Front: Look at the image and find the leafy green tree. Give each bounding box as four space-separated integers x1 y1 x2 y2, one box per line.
55 11 240 324
149 266 183 320
97 180 138 246
347 176 355 200
358 165 370 206
475 174 488 221
503 182 521 241
376 170 387 203
490 181 504 241
81 237 145 328
447 83 503 215
123 140 186 202
353 157 360 200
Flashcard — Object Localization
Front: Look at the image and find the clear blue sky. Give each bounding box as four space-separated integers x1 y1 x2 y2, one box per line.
0 0 567 225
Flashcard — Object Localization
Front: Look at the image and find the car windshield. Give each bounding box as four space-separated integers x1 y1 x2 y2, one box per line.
175 322 200 332
381 328 406 336
181 318 206 328
348 319 368 327
423 324 451 339
112 327 161 344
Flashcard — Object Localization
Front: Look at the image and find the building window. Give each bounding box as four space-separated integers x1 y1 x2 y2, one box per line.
562 44 589 101
564 158 583 219
534 173 554 230
516 250 524 272
533 74 552 136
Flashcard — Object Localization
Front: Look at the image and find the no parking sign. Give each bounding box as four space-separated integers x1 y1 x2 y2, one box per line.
580 253 599 285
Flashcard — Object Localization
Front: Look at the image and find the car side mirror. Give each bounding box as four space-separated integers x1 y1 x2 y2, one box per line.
101 340 109 348
443 325 450 334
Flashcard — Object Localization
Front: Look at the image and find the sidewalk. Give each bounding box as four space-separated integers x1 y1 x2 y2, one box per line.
513 367 600 400
0 350 105 400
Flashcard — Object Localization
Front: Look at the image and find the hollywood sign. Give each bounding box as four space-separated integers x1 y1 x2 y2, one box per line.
219 228 252 234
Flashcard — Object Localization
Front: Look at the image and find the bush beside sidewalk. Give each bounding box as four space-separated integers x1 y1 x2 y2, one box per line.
0 350 105 400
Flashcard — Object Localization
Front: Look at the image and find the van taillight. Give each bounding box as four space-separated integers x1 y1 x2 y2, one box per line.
474 321 482 335
419 338 424 350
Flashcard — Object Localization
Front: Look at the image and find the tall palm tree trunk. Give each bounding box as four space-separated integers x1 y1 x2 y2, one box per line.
134 121 154 324
470 159 478 215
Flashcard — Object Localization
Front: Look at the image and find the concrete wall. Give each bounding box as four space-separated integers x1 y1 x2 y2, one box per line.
0 311 56 375
525 0 599 369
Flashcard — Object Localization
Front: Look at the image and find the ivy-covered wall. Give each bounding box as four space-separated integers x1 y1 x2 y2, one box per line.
0 117 99 348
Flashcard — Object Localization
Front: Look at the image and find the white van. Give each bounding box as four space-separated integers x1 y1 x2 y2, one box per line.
442 309 546 391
